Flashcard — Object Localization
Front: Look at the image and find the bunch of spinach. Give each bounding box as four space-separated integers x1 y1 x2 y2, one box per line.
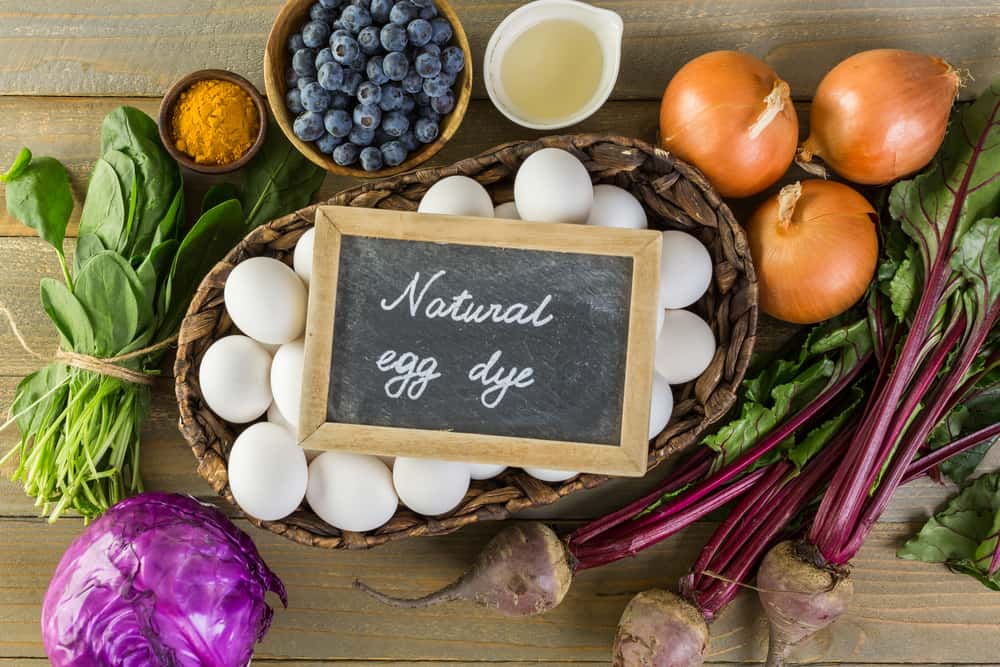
1 107 324 521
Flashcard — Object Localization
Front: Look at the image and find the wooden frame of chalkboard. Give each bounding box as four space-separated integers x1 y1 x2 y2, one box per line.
298 206 662 477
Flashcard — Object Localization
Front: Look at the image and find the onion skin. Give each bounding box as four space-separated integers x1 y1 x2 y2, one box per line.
659 51 798 198
802 49 960 184
747 180 877 325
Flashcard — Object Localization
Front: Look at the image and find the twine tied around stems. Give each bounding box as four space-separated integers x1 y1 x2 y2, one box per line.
0 304 175 386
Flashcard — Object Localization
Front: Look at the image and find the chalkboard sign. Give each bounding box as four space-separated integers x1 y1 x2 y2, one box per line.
299 206 662 477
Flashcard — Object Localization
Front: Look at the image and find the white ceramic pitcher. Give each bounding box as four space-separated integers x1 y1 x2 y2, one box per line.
483 0 624 130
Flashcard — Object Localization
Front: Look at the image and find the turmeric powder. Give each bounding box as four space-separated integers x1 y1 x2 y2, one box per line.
171 79 260 166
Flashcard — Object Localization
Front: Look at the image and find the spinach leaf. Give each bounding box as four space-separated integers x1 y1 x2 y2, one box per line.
136 239 178 310
40 277 95 354
240 121 326 229
151 187 185 248
158 199 246 337
78 158 126 252
898 472 1000 590
73 234 106 277
73 251 143 355
1 147 73 256
12 363 69 434
202 183 240 215
101 149 139 250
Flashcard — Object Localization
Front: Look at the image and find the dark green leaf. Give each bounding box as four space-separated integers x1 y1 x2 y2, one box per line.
40 278 95 354
1 148 72 253
72 251 142 355
73 234 106 276
787 386 864 472
202 183 240 215
151 187 185 248
158 199 246 337
930 381 1000 484
951 218 1000 322
136 239 178 311
101 149 139 250
78 158 126 251
898 472 1000 590
241 122 325 229
12 363 69 435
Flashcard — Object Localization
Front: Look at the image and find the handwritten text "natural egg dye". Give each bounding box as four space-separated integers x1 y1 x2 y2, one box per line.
377 270 554 408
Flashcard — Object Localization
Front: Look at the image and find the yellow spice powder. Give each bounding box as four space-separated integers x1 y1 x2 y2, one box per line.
171 79 260 166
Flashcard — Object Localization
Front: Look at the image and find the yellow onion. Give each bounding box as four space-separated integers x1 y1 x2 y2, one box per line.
800 49 960 184
747 180 878 324
659 51 799 198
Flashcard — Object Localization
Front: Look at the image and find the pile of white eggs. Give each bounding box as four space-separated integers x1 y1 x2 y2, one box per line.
198 147 716 533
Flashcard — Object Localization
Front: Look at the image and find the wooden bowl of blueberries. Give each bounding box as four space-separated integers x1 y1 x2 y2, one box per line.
265 0 472 177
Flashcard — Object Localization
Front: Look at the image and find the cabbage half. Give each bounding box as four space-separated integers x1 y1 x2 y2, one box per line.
42 492 287 666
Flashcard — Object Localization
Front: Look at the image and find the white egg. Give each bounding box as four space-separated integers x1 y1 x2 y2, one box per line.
225 257 308 345
648 372 674 440
587 184 647 229
514 148 593 224
465 462 507 480
293 227 315 285
392 457 470 516
522 467 579 483
228 422 307 521
418 176 495 217
199 335 272 423
659 230 713 309
657 307 665 336
270 339 305 430
267 402 295 435
306 452 398 532
493 201 520 220
656 310 717 385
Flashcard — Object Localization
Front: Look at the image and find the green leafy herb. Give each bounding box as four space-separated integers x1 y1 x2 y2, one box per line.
898 472 1000 590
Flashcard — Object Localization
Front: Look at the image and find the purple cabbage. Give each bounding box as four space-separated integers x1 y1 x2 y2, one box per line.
42 493 286 667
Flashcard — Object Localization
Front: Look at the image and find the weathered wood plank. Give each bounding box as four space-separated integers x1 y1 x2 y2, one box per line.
2 518 998 664
0 1 995 99
0 97 662 238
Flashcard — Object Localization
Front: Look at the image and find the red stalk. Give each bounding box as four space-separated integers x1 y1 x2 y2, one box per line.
903 421 1000 484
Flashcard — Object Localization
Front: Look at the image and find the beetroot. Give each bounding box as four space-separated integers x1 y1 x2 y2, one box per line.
756 541 853 667
613 590 708 667
355 522 573 616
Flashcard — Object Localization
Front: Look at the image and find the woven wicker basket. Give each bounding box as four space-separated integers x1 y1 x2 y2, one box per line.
174 134 758 550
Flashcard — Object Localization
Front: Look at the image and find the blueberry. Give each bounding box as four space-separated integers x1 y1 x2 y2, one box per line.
287 33 306 54
333 142 361 166
330 33 360 64
359 146 384 171
415 51 441 78
340 69 363 95
300 82 333 112
411 0 433 7
310 3 338 21
353 103 383 129
317 61 344 90
401 69 424 94
415 91 430 106
315 47 336 69
379 84 405 110
349 125 376 146
319 0 341 8
352 0 372 7
382 51 408 80
357 25 382 54
324 108 353 137
294 111 326 141
400 94 416 113
381 110 410 137
422 72 452 97
399 130 420 152
292 48 318 76
286 88 305 115
441 45 465 74
370 0 393 22
332 18 345 30
285 67 300 88
348 51 368 71
316 132 343 154
421 43 440 57
406 18 433 47
366 56 390 85
420 107 442 124
297 75 317 91
340 4 372 32
357 80 382 105
302 20 331 48
429 89 454 114
419 4 438 19
390 0 418 25
380 23 408 52
413 117 439 143
430 17 452 44
330 28 351 43
331 92 352 109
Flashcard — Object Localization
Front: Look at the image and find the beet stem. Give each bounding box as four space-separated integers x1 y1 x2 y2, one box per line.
904 421 1000 483
353 578 463 609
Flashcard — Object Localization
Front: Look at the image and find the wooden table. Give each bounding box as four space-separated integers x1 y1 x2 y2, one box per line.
2 2 999 664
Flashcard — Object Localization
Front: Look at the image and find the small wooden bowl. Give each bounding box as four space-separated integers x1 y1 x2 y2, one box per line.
264 0 473 178
158 69 268 174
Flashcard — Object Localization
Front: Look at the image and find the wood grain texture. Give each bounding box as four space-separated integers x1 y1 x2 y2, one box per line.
3 518 999 664
0 1 995 99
